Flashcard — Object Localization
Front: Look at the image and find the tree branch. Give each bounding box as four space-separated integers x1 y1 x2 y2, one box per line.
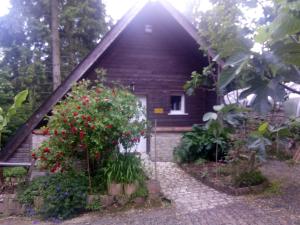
279 83 300 95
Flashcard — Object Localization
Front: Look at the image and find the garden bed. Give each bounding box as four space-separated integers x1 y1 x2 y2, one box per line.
180 162 269 196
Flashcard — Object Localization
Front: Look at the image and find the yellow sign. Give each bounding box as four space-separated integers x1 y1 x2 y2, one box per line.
154 108 164 114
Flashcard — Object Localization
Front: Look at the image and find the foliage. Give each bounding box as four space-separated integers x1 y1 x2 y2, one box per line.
103 153 145 184
174 125 230 163
3 167 27 178
0 0 109 145
187 0 300 114
18 172 88 220
233 170 267 187
0 90 28 148
32 79 147 173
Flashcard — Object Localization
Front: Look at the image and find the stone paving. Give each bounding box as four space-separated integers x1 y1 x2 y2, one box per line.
141 154 235 213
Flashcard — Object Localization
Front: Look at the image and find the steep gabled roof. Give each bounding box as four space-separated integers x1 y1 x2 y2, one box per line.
0 0 220 162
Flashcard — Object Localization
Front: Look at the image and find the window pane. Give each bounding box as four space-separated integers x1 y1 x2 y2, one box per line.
171 96 181 110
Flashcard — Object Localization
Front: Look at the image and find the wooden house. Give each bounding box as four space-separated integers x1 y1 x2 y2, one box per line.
0 0 217 164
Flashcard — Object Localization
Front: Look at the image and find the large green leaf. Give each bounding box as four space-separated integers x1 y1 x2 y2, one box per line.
255 26 270 44
14 90 29 108
272 42 300 66
218 67 236 90
271 11 300 41
6 90 28 123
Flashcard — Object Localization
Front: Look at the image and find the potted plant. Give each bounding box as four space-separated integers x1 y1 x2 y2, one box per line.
104 152 144 196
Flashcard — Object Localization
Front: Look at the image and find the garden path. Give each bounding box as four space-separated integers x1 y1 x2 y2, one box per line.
141 154 235 213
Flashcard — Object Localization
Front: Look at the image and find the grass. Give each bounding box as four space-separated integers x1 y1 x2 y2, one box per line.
262 180 282 197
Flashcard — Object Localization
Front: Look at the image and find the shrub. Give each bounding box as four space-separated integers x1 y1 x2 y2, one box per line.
4 167 27 178
174 125 230 163
233 170 267 187
32 79 147 173
18 172 88 220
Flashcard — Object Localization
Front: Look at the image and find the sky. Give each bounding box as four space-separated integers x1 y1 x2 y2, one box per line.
0 0 212 19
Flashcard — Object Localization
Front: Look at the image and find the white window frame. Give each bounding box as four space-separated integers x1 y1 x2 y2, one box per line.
168 94 188 115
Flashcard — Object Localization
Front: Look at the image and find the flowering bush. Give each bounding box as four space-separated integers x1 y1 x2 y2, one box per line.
32 80 147 173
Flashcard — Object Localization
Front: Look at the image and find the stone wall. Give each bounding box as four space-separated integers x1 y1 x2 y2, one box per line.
150 132 183 162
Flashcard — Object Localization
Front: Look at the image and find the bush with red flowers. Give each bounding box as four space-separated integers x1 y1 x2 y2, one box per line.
32 79 147 174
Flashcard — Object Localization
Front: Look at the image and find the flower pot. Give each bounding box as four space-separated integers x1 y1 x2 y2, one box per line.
108 182 123 196
146 179 161 194
124 183 138 196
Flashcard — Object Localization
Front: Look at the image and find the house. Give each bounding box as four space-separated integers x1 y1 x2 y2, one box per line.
0 0 217 164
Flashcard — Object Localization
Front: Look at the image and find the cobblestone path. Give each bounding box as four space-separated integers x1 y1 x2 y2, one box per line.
146 161 235 213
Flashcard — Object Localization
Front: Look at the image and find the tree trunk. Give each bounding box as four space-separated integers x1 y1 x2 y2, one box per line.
51 0 61 90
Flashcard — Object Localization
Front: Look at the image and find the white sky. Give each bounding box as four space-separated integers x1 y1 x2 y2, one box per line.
0 0 212 19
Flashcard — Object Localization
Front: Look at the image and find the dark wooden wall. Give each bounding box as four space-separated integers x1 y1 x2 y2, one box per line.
86 3 216 127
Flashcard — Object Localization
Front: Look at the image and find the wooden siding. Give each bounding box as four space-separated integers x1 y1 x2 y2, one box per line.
7 135 32 163
86 3 216 126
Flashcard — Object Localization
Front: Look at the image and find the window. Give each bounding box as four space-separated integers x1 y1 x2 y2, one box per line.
169 95 187 115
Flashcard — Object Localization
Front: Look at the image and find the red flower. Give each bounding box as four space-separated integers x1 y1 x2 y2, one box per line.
79 130 85 140
61 130 66 136
91 125 96 130
42 128 50 135
54 129 58 136
73 112 78 117
31 153 37 160
87 116 92 122
84 122 89 127
77 106 81 110
43 147 50 153
106 124 113 129
112 140 118 146
71 126 78 134
81 115 86 120
63 118 67 123
140 130 145 136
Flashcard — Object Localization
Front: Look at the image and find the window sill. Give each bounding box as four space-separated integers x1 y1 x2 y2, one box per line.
168 112 189 116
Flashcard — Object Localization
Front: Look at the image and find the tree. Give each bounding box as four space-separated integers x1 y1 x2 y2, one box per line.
0 0 109 144
51 0 61 90
186 0 300 113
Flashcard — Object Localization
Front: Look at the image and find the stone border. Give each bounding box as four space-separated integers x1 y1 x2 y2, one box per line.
180 165 269 196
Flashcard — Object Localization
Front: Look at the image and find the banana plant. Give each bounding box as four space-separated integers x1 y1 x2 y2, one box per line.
0 90 28 149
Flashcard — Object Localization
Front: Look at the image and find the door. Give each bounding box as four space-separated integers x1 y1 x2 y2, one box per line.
119 96 147 153
135 96 147 153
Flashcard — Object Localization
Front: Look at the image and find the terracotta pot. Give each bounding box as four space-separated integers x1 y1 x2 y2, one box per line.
146 179 161 194
124 183 138 196
108 182 123 196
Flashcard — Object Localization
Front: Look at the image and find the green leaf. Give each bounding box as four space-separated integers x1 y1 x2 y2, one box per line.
272 42 300 66
218 67 236 90
14 90 29 108
224 52 250 67
271 11 300 41
255 26 270 44
258 122 269 134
